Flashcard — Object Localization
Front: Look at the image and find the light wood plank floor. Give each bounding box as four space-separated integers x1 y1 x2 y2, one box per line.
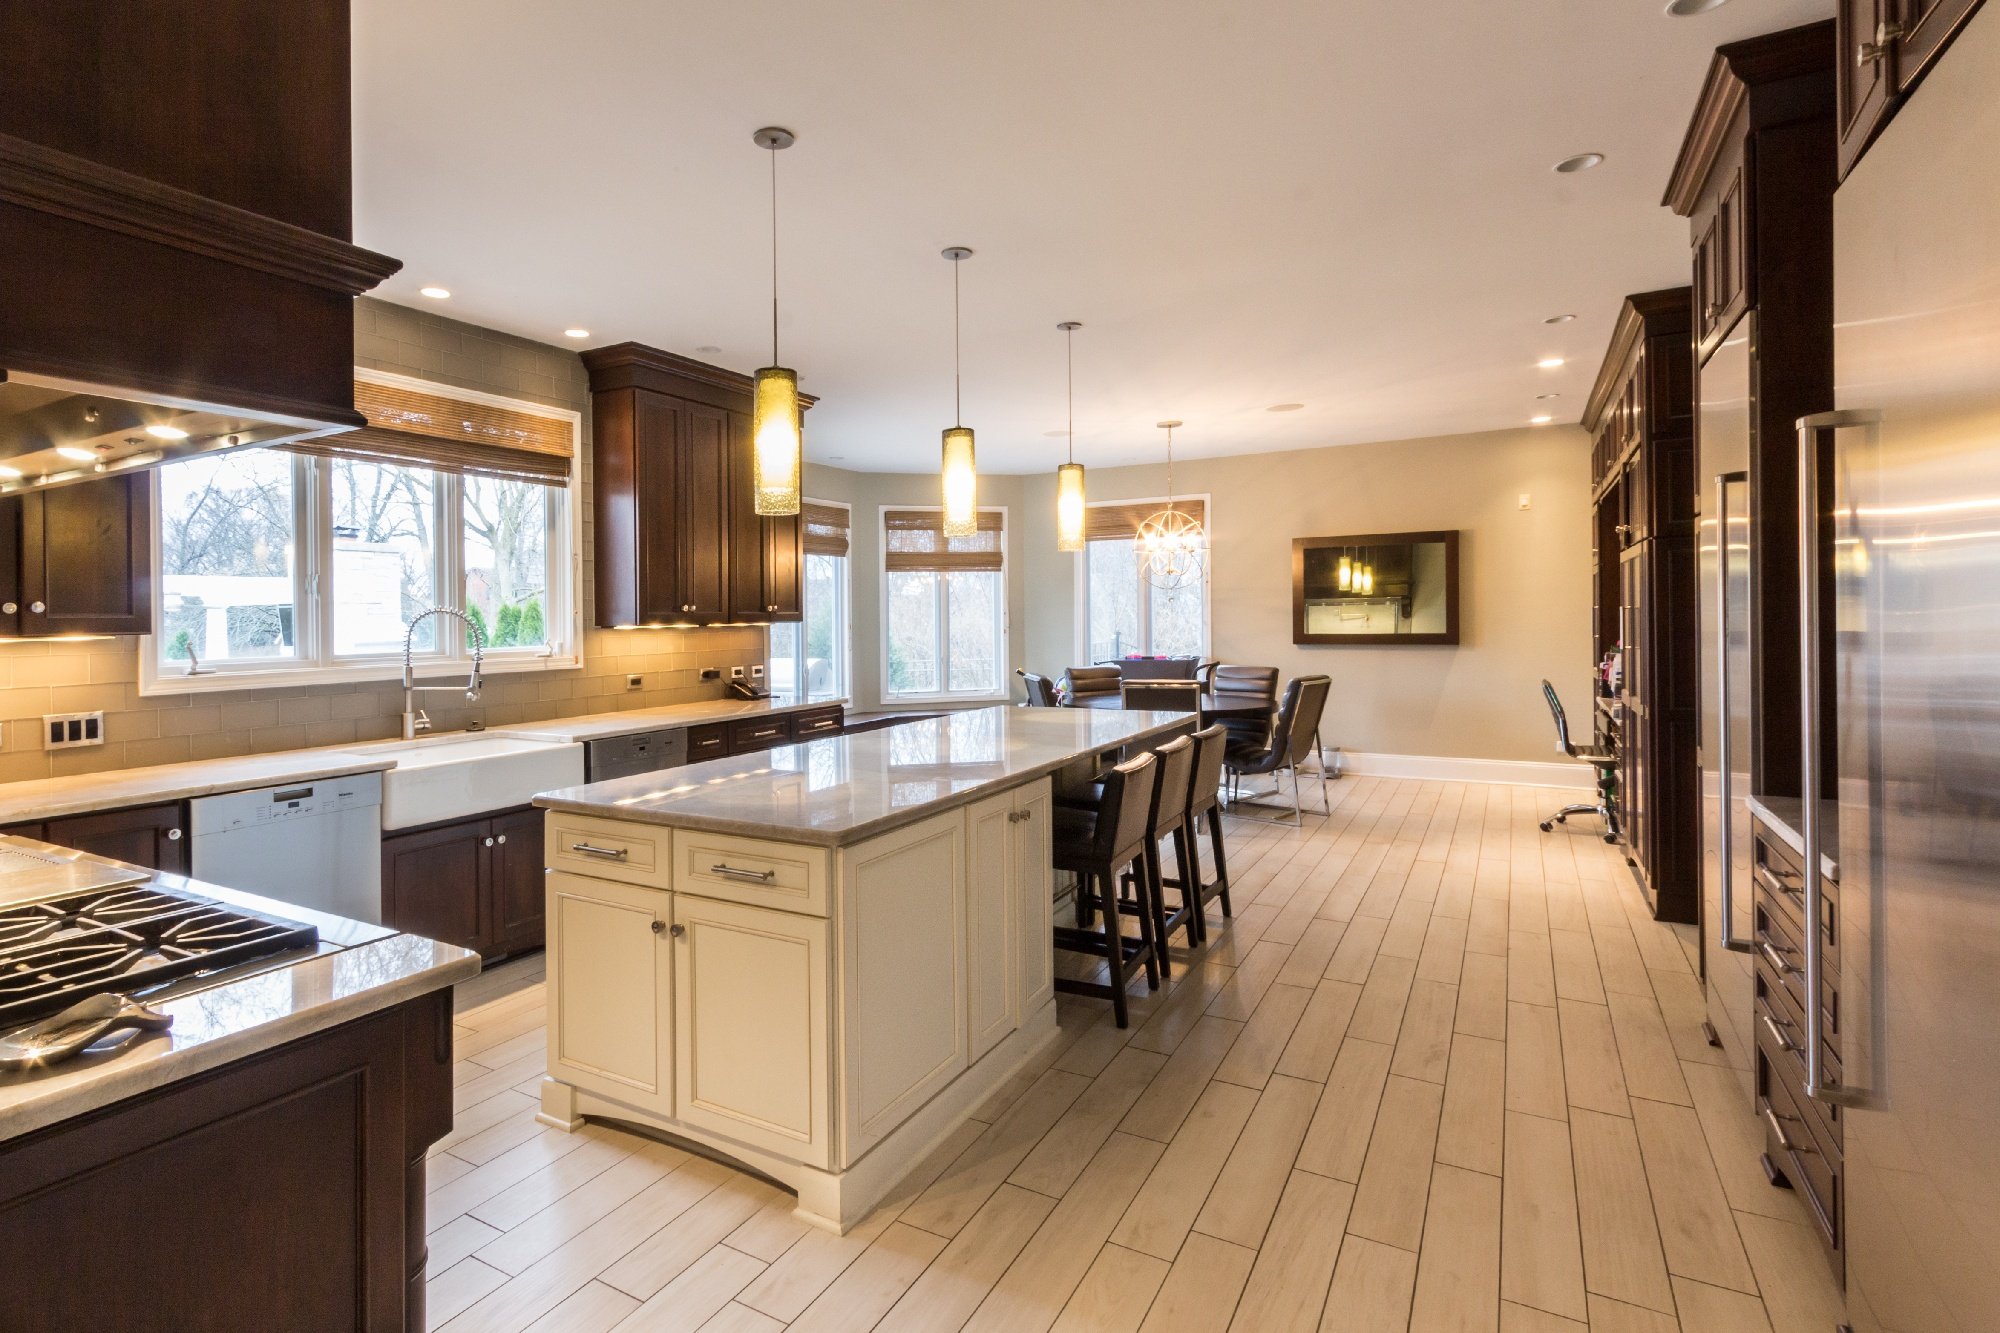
429 777 1850 1333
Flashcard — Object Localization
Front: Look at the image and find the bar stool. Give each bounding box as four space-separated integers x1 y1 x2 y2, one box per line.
1182 724 1234 940
1052 750 1163 1028
1132 734 1199 967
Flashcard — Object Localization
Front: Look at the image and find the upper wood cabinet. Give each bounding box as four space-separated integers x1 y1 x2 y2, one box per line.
583 344 811 628
0 474 152 637
1836 0 1986 178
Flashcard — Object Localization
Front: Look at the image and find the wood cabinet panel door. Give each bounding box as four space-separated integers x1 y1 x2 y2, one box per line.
41 802 188 874
20 475 152 636
632 390 685 623
762 498 804 621
965 791 1019 1064
1897 0 1984 91
1012 781 1056 1017
487 807 546 956
836 811 967 1164
546 871 672 1115
673 894 830 1165
1837 0 1899 178
381 819 486 955
678 403 730 619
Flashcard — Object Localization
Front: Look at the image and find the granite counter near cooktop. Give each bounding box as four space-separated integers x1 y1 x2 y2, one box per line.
535 705 1192 848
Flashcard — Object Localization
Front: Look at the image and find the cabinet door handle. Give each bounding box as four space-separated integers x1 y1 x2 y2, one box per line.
166 828 182 841
651 918 665 934
1858 18 1903 65
484 837 495 847
496 834 507 845
708 863 776 883
670 922 686 938
1 602 14 615
1007 809 1032 823
29 601 44 614
569 842 629 860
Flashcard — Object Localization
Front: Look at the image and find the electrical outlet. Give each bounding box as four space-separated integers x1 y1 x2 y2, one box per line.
749 664 766 681
730 665 746 680
44 712 105 750
626 674 644 690
699 667 721 681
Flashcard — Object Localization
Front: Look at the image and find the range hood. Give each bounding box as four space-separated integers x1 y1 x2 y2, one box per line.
0 370 353 495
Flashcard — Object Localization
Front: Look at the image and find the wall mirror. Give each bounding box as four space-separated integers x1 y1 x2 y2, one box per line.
1292 530 1460 645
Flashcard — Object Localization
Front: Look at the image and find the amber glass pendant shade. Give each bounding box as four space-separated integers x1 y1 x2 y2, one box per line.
752 365 802 515
1055 462 1087 552
941 426 978 536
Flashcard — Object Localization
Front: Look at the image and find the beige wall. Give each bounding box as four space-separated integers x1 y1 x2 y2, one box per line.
0 299 766 784
1012 425 1595 763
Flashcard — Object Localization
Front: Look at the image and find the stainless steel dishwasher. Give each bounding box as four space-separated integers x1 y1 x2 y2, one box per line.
583 728 688 781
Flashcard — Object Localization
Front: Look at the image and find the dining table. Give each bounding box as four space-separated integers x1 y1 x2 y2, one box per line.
1072 691 1274 726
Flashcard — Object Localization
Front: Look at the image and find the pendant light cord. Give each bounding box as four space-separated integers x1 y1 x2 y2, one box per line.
952 259 963 426
769 146 780 365
1065 326 1075 465
1165 425 1176 511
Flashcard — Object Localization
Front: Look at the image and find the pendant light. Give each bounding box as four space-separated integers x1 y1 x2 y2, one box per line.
939 247 978 537
1137 420 1207 590
1337 550 1353 592
750 127 802 516
1055 321 1087 553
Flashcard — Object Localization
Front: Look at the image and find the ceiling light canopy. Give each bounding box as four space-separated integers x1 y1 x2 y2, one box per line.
1055 321 1086 554
939 247 978 537
751 126 803 516
1554 153 1605 174
1137 421 1206 591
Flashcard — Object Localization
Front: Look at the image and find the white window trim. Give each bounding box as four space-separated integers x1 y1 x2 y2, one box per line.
879 503 1011 705
138 371 584 697
1072 492 1214 664
771 497 853 704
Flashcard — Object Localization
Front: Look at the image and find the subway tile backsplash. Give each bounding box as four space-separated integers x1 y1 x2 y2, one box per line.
0 298 769 787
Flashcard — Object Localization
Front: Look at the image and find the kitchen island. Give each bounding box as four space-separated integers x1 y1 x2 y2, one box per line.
532 705 1189 1231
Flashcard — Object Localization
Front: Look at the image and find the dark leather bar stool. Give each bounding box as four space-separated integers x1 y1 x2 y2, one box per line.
1133 734 1199 966
1052 750 1163 1028
1181 724 1233 941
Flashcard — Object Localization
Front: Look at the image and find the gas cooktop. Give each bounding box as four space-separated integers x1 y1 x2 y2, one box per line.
0 884 320 1030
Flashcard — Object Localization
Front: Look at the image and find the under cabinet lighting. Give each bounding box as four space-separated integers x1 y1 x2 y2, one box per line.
55 446 96 462
145 424 190 441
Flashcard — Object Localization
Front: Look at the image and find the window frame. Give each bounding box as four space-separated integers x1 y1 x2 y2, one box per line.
879 503 1010 705
139 372 582 696
769 497 853 704
1073 492 1213 664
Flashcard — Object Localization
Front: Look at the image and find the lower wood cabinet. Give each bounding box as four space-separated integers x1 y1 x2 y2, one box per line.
381 806 545 958
4 801 189 874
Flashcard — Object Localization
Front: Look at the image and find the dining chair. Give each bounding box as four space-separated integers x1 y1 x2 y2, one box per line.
1063 665 1122 705
1205 665 1280 750
1120 680 1201 712
1224 674 1334 824
1015 669 1060 707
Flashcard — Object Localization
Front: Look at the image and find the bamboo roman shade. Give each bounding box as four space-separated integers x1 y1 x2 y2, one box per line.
285 377 576 485
883 508 1003 572
1084 498 1207 542
803 502 850 558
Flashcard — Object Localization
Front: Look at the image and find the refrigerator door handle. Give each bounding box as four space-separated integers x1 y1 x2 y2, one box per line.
1715 470 1752 954
1796 411 1877 1108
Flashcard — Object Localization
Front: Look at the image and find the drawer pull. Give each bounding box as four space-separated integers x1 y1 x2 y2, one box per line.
1762 1106 1807 1154
1758 938 1796 977
570 842 630 860
709 862 777 883
1755 863 1804 904
1761 1012 1797 1054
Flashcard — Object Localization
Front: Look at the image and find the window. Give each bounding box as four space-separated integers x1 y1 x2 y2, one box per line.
769 500 850 702
146 374 578 691
882 506 1007 700
1080 497 1210 662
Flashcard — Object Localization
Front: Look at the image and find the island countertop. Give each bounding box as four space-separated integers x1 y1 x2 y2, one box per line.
533 705 1191 847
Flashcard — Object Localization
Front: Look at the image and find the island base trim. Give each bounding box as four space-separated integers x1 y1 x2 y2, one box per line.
535 999 1062 1233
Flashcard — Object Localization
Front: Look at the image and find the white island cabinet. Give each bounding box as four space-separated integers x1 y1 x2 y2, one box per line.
533 706 1185 1232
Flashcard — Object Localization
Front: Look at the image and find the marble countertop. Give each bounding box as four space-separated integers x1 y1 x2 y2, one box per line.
493 694 843 744
0 864 479 1143
1747 795 1843 882
536 705 1190 848
0 750 399 825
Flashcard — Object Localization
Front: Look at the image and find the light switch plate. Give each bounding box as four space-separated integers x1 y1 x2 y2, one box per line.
1518 493 1533 510
44 712 105 750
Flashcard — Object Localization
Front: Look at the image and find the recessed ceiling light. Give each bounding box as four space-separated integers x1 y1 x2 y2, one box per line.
419 286 451 299
1536 393 1561 400
1543 314 1575 324
1266 403 1305 413
563 328 590 339
1537 357 1566 369
56 446 96 462
1043 430 1070 438
1530 415 1555 426
1665 0 1728 14
145 424 190 441
695 345 722 355
1554 153 1605 174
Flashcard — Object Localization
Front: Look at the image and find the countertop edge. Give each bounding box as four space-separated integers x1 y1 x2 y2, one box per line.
1746 795 1842 882
0 941 480 1145
493 696 849 744
0 754 399 826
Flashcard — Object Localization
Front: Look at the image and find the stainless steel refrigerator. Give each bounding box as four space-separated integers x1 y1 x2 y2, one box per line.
1803 6 2000 1325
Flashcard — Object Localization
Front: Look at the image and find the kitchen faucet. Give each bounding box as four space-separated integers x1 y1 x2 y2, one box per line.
402 607 485 739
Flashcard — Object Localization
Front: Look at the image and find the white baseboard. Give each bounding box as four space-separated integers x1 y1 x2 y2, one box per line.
1323 749 1594 791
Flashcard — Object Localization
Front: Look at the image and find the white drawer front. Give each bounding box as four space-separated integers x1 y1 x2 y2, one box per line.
675 830 829 916
545 811 670 890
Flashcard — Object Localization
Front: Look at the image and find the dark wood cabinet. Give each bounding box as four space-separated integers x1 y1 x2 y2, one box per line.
4 801 189 874
0 475 152 636
792 705 845 739
1836 0 1987 177
583 344 810 629
0 990 453 1332
1586 290 1699 924
381 806 544 959
729 714 795 755
687 722 730 763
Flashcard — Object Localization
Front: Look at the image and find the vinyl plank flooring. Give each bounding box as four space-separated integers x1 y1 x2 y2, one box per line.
1437 1033 1507 1176
1499 1111 1586 1322
1122 1014 1245 1141
1630 1097 1758 1295
1110 1079 1260 1261
1276 917 1348 989
1137 1233 1256 1333
1455 951 1509 1041
1497 1303 1586 1333
1347 952 1419 1045
1556 998 1629 1118
1212 982 1313 1090
1012 1047 1168 1197
612 1245 767 1332
1274 978 1362 1083
1316 1235 1417 1333
1582 1295 1680 1333
876 1184 1056 1332
1409 1163 1502 1333
1228 1171 1356 1332
1504 1002 1566 1122
1733 1210 1852 1333
1548 929 1605 1005
1347 1075 1445 1252
1294 1037 1395 1182
1569 1108 1674 1315
1191 1074 1321 1249
1390 978 1458 1084
1507 930 1557 1008
786 1223 949 1333
527 1280 639 1333
902 1067 1092 1237
1669 1276 1776 1332
1051 1244 1170 1333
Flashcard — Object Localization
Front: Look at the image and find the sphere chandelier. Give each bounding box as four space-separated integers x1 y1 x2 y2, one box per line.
1136 420 1207 590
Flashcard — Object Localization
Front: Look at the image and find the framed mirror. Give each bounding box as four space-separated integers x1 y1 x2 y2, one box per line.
1292 530 1460 645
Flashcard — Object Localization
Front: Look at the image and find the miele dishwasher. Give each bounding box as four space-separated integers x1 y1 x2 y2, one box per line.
584 728 688 781
190 773 384 924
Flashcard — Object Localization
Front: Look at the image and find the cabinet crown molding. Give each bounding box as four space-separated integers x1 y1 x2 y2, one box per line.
1582 289 1691 433
581 342 818 408
1662 21 1836 216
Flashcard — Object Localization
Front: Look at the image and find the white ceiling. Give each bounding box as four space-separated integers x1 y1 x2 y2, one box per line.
352 0 1829 473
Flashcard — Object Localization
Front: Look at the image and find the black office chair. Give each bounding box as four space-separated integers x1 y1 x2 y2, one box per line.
1016 669 1059 707
1538 680 1618 841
